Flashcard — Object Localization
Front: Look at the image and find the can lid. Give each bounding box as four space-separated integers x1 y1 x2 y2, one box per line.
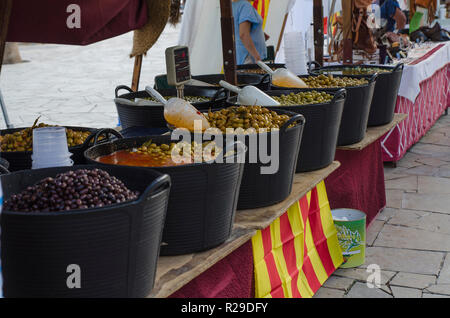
332 208 366 222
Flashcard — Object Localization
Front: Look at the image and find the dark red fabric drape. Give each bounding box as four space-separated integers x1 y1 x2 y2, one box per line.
325 140 386 226
169 241 254 298
6 0 148 45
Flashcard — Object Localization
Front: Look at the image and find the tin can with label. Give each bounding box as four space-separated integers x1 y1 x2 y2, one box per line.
332 209 366 268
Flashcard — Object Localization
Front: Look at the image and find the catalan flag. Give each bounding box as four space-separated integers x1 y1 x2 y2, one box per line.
252 181 343 298
252 0 271 29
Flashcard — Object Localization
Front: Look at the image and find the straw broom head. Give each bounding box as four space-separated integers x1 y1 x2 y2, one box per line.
131 0 181 57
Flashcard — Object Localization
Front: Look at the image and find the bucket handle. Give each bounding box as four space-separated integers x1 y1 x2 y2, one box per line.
259 73 271 85
393 63 404 72
223 140 248 158
330 88 347 104
115 85 135 98
281 113 306 134
307 61 322 73
368 73 379 83
143 174 171 197
211 88 227 102
0 164 10 175
92 128 124 146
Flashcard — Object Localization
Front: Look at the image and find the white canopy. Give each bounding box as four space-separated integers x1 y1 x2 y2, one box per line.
178 0 343 75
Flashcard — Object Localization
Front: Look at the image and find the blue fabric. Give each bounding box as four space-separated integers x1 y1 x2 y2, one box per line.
232 0 267 65
381 0 400 32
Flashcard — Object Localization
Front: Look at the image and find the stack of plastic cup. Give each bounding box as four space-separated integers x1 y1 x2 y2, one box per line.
284 31 308 75
32 127 73 169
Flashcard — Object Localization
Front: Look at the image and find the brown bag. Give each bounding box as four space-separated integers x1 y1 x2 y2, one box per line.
415 0 437 24
352 1 377 54
354 0 373 8
416 0 434 8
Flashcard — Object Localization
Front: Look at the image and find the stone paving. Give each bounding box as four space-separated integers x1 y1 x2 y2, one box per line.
315 113 450 298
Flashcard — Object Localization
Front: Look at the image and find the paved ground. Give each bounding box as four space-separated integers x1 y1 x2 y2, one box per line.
315 112 450 298
0 25 180 129
2 25 450 298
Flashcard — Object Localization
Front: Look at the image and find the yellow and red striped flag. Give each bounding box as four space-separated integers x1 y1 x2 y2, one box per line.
252 181 343 298
252 0 271 29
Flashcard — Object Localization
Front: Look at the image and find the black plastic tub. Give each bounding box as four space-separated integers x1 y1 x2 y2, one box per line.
0 126 100 172
0 157 10 174
0 164 171 298
187 73 271 91
271 74 377 146
309 63 404 126
114 85 227 130
229 89 346 172
84 135 246 256
206 108 305 209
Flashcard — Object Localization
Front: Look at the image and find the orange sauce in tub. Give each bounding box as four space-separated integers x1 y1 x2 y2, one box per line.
96 150 193 168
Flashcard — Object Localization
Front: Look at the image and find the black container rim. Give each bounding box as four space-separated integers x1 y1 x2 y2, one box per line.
1 164 170 216
311 64 401 72
0 126 99 156
236 63 286 70
227 88 346 108
271 74 374 90
84 135 248 170
116 89 227 106
201 107 305 134
187 73 271 89
309 64 404 79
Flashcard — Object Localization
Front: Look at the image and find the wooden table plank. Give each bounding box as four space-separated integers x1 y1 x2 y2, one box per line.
337 113 408 151
148 225 256 298
234 161 340 230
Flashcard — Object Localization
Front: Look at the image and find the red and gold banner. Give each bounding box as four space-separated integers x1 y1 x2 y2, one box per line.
252 181 343 298
252 0 271 29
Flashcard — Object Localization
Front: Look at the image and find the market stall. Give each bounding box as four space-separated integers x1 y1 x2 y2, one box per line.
1 0 448 300
149 162 342 298
381 42 450 163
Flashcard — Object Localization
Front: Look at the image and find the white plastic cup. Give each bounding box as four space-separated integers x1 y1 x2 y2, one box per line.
32 127 73 169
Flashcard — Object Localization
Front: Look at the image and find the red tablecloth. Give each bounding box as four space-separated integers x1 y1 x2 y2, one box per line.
169 181 343 298
169 241 255 298
6 0 148 45
325 140 386 227
381 60 450 163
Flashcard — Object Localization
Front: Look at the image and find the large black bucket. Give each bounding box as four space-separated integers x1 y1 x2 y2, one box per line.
1 164 171 298
214 109 305 209
114 85 227 130
0 126 101 172
309 63 404 126
271 74 377 146
84 135 245 256
260 89 346 172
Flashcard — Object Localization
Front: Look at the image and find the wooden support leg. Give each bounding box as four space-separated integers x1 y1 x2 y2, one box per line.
313 0 324 65
131 55 143 92
342 0 353 64
0 0 13 73
220 0 237 86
